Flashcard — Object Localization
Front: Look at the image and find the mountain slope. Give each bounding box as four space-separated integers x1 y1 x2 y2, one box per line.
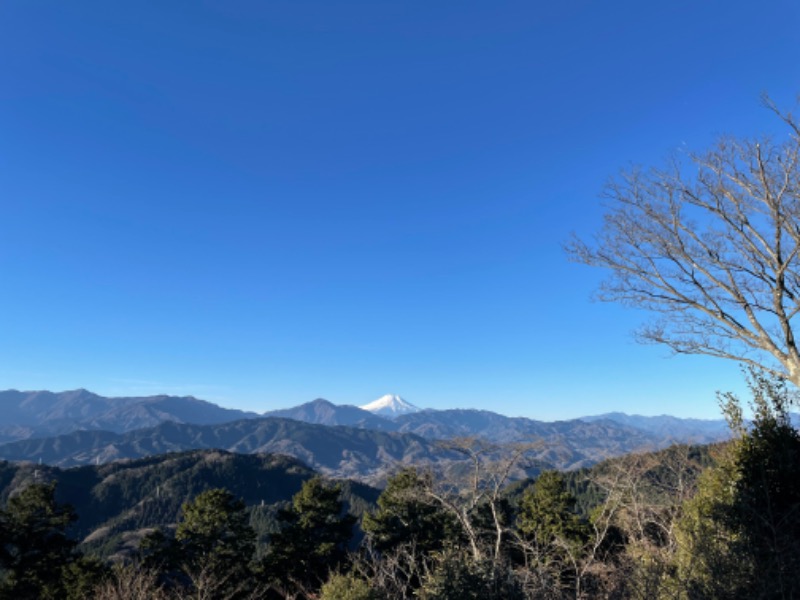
0 417 466 484
0 389 259 442
264 398 394 429
0 409 702 479
580 412 731 444
0 389 739 477
360 394 420 417
395 409 651 442
0 450 380 559
393 409 664 469
0 389 134 439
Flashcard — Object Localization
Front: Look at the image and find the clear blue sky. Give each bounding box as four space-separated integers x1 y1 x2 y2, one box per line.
2 1 799 419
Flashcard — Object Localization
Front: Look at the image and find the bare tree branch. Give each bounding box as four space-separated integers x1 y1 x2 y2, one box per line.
567 98 800 385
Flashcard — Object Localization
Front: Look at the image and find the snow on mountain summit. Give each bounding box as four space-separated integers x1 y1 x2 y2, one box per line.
359 394 420 417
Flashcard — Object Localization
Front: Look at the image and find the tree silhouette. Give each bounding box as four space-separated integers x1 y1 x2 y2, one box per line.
0 483 79 598
263 477 355 596
363 468 456 555
679 370 800 598
140 487 257 598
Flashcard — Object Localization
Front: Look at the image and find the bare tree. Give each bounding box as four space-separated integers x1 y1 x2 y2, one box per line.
567 97 800 385
573 446 704 600
181 562 270 600
94 565 171 600
425 438 537 563
354 541 429 599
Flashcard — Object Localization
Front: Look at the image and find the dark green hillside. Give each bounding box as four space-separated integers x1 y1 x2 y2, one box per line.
0 451 380 560
61 451 315 537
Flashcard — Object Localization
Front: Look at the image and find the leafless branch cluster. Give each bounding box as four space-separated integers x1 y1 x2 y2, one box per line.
427 438 539 562
568 98 800 385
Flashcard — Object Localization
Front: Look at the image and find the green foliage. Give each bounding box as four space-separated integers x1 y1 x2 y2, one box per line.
718 370 800 597
678 369 800 598
247 502 285 555
319 572 378 600
141 487 258 598
518 471 589 547
13 422 799 599
514 471 590 595
176 487 256 568
35 450 324 559
419 550 526 600
337 480 381 525
363 468 456 554
675 444 745 598
263 477 356 594
0 483 79 599
61 555 109 600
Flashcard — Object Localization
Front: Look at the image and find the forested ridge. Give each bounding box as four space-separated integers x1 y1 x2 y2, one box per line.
1 373 799 599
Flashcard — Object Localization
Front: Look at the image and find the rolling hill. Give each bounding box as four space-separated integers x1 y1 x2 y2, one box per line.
0 450 379 559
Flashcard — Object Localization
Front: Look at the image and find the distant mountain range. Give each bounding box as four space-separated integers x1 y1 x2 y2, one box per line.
0 389 736 444
254 397 732 448
0 418 472 484
0 389 737 481
580 412 732 442
0 389 258 443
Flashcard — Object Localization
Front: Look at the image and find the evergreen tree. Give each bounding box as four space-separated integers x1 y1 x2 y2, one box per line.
518 470 588 547
679 369 800 598
516 470 589 594
675 445 746 598
721 371 800 597
362 468 456 554
61 556 109 600
140 487 257 598
263 477 356 596
0 483 80 599
176 488 255 567
418 549 526 600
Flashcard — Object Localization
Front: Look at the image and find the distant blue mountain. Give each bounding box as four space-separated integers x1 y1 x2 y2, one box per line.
0 388 754 480
264 398 393 430
0 389 259 443
579 412 731 445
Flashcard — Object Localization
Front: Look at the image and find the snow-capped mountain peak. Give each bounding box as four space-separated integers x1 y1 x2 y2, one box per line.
359 394 420 417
